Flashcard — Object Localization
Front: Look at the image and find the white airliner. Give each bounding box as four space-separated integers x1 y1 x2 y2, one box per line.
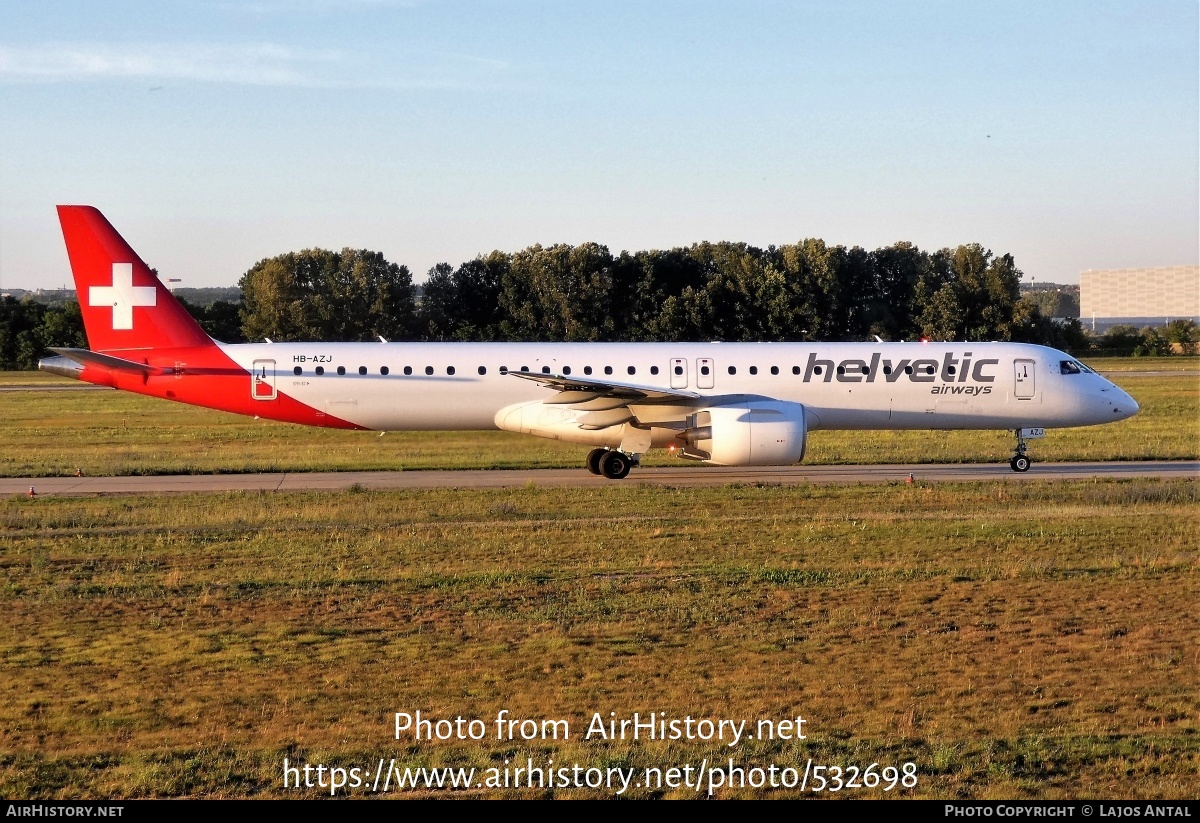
39 206 1139 478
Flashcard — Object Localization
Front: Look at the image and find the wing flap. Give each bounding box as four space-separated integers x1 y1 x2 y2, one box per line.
569 396 632 411
540 390 604 405
577 407 635 430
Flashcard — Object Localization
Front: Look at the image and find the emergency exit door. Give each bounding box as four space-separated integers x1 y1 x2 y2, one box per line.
670 358 688 389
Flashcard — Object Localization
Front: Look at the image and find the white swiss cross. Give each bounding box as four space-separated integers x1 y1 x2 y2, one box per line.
89 263 157 330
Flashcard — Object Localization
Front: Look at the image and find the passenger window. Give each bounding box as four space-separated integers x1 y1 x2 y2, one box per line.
604 366 613 375
293 366 302 376
627 366 636 375
425 366 434 375
883 366 891 375
792 366 800 375
542 366 550 374
358 366 367 375
650 366 659 375
337 366 346 375
813 366 823 375
381 366 389 375
836 366 845 375
403 366 412 375
315 366 325 376
447 366 456 375
749 366 758 375
521 366 529 372
563 366 572 375
674 365 684 376
701 365 710 375
771 366 779 375
499 366 508 374
478 366 487 375
728 366 737 375
904 366 913 375
584 366 593 375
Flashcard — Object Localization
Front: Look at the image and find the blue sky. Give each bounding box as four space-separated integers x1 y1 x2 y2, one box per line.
1 0 1196 290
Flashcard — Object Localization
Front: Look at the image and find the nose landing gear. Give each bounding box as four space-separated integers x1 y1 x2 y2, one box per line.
1009 429 1032 472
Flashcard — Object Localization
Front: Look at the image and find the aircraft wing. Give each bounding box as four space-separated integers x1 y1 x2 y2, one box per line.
505 369 700 430
504 369 700 402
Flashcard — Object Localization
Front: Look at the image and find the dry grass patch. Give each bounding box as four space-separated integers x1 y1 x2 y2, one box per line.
1 479 1196 797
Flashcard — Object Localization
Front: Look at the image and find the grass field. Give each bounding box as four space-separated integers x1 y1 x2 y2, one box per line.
1 478 1196 798
0 357 1196 477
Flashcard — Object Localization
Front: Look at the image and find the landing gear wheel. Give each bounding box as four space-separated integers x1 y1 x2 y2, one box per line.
586 448 606 476
1009 428 1032 473
599 450 632 480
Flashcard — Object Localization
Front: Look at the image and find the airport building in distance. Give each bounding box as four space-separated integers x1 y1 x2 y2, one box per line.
1079 266 1200 331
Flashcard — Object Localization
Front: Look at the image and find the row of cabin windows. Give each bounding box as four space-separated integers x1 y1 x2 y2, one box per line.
292 364 661 377
292 363 940 378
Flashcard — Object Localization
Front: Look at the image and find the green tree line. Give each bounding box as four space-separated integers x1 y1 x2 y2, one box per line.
4 239 1196 369
241 240 1034 344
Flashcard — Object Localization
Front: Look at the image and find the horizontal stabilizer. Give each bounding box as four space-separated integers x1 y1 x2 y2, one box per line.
49 347 170 376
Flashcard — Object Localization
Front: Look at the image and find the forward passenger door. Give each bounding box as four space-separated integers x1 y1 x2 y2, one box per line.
1014 359 1035 400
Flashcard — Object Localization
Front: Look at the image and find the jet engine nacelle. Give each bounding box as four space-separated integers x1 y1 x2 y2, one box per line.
680 400 808 466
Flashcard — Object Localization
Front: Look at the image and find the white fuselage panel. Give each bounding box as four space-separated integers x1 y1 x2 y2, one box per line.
218 341 1137 433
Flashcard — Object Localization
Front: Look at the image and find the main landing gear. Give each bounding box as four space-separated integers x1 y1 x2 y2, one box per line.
586 448 635 480
1009 430 1032 473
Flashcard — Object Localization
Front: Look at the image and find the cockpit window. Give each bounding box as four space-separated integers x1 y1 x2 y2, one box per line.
1060 360 1081 375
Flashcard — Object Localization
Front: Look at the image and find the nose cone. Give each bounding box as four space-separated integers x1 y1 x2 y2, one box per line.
1115 388 1140 420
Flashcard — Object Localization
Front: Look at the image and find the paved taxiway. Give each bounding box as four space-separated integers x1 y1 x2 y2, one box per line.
3 461 1195 497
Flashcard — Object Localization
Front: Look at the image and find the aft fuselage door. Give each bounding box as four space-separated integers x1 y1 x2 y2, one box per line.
252 359 277 400
697 358 715 389
670 357 688 389
1014 359 1035 400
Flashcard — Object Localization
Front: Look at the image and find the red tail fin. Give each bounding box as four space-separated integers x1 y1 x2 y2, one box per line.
57 206 213 353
